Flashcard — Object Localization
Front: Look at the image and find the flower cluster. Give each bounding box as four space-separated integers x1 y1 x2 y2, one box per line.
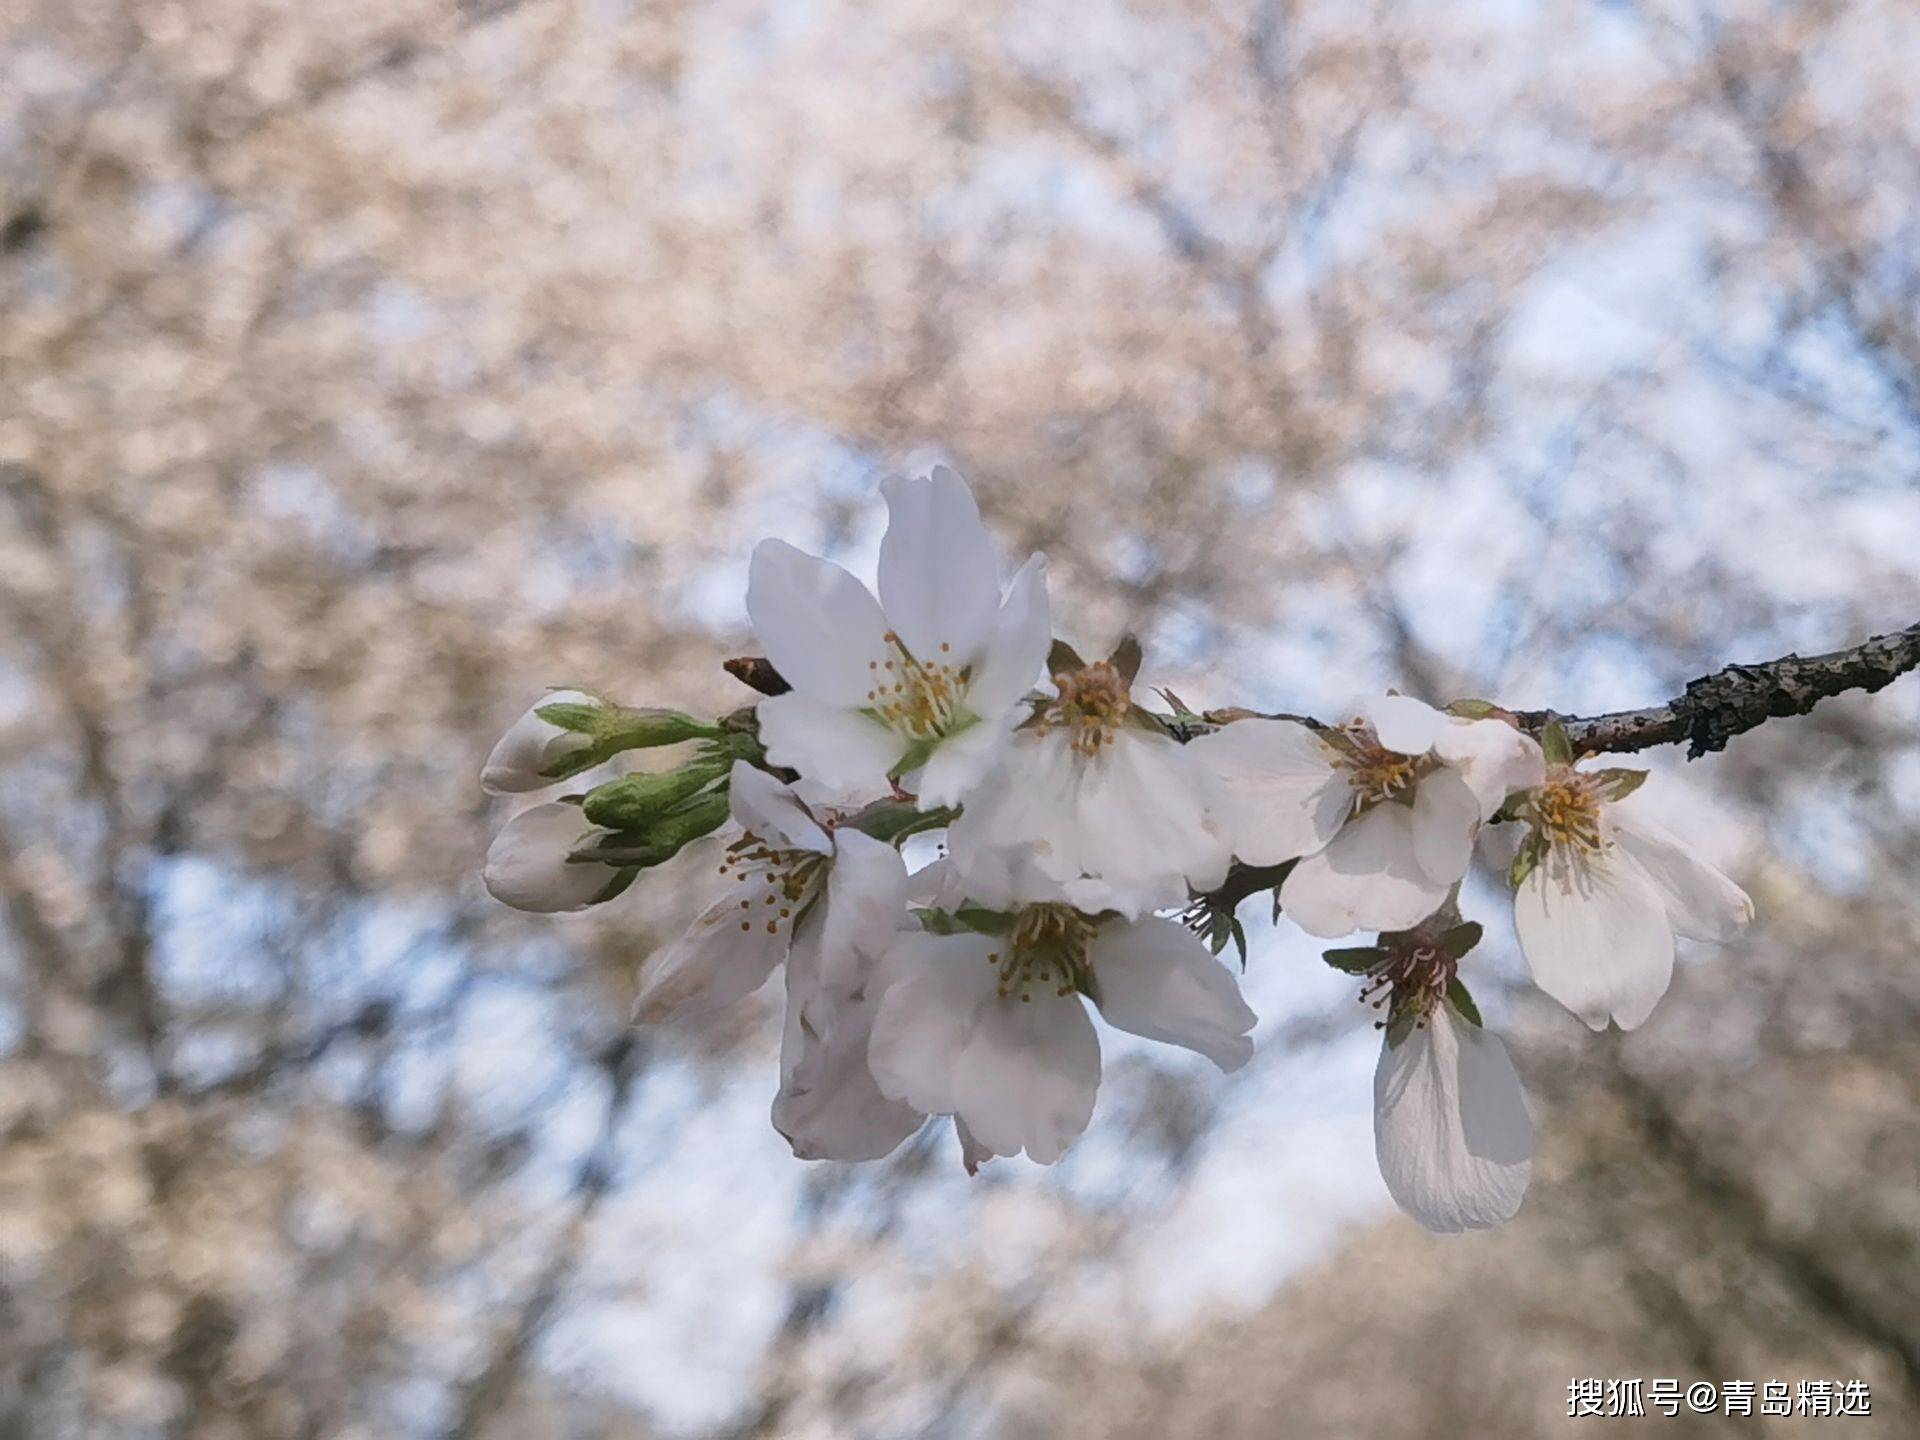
482 469 1752 1231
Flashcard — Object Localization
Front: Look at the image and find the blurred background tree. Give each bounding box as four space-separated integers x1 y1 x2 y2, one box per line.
1 0 1917 1435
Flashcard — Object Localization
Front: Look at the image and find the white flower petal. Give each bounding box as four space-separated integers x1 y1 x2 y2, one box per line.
727 760 831 854
774 919 923 1162
965 554 1053 719
1513 845 1674 1030
876 467 1003 666
1435 718 1547 820
1070 732 1232 909
1089 917 1257 1072
1374 1006 1532 1233
747 538 891 706
634 881 795 1020
1186 719 1350 867
913 714 1012 809
1363 694 1447 756
869 932 1100 1164
756 693 909 801
813 827 911 1001
481 690 597 794
1279 803 1452 937
1409 767 1481 886
1607 803 1754 943
483 803 622 913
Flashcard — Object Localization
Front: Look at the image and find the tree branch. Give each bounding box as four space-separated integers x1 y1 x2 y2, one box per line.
1514 620 1920 759
732 620 1920 760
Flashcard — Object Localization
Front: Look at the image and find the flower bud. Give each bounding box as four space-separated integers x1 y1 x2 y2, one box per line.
483 802 629 913
573 787 732 867
482 691 723 794
581 761 726 831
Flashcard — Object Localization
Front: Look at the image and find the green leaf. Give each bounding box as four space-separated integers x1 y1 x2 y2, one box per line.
1447 698 1498 719
1594 767 1649 801
1447 978 1484 1028
1108 635 1143 686
1229 917 1249 969
1439 921 1484 958
1046 639 1086 676
1538 721 1573 766
1323 945 1385 974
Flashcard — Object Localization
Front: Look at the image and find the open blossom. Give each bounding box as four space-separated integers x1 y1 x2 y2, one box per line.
867 902 1257 1164
1191 696 1544 937
481 690 599 793
1510 762 1753 1030
946 644 1230 917
748 467 1050 808
632 762 924 1160
1340 921 1533 1232
483 801 627 913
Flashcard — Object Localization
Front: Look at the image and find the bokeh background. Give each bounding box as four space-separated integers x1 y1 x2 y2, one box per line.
4 0 1920 1435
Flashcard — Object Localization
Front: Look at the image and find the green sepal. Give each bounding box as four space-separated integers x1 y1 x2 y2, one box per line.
912 907 966 936
1323 945 1385 975
846 799 954 843
534 701 725 781
573 787 730 867
1384 1010 1417 1049
1046 639 1087 676
1108 635 1143 686
953 906 1014 936
1538 721 1573 766
1594 767 1649 801
582 763 726 829
1447 978 1484 1028
1509 836 1542 889
1439 921 1484 958
1447 698 1498 719
887 735 940 781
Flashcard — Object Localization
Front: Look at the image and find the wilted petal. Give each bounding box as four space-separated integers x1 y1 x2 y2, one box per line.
965 554 1052 719
877 467 1003 667
1374 1006 1532 1233
869 932 1100 1164
727 761 831 854
774 921 923 1162
757 693 909 802
1279 803 1452 938
1608 803 1754 943
1186 718 1350 867
481 689 597 794
1435 718 1547 820
747 539 891 706
1409 767 1481 885
1090 918 1257 1072
1513 846 1673 1030
484 803 623 913
1363 694 1448 756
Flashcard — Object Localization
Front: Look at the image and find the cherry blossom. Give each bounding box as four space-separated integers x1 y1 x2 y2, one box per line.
1509 760 1753 1030
1332 920 1533 1232
747 467 1050 808
482 800 629 913
481 690 600 793
946 642 1231 917
1192 696 1543 937
867 903 1257 1164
